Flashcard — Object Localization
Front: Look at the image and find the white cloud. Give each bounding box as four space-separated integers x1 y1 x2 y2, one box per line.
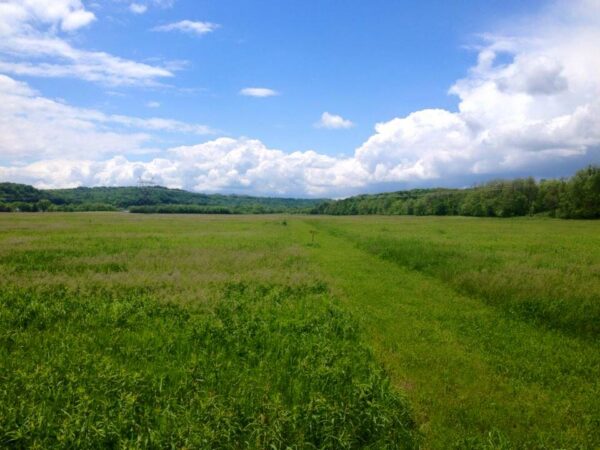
146 101 161 108
1 0 97 32
239 87 279 98
0 138 366 196
0 74 212 161
166 138 365 195
0 0 174 86
315 112 354 129
350 0 600 184
129 3 148 14
153 20 219 36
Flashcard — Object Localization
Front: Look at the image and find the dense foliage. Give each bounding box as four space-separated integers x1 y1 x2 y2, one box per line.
0 185 322 214
312 165 600 219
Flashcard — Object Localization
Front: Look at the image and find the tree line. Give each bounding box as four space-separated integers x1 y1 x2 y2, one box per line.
311 165 600 219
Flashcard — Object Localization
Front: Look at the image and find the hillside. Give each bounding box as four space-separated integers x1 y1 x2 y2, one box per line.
0 184 324 213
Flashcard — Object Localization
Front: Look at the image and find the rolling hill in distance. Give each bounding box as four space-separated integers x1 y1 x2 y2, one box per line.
0 183 325 214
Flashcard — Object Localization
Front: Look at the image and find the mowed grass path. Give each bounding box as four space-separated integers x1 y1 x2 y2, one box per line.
296 217 599 449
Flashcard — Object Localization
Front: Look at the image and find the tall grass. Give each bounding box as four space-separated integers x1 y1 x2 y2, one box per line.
0 281 417 448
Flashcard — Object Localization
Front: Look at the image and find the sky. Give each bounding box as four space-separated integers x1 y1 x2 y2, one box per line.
0 0 598 197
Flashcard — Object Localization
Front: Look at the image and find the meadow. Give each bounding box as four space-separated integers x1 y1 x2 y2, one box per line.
0 213 598 449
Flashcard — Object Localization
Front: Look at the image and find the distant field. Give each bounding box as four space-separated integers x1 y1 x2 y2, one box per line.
0 213 598 449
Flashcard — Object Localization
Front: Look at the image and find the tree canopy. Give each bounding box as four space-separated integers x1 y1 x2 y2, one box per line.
311 166 600 219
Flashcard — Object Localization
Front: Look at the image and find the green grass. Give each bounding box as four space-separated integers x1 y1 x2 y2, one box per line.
0 283 415 448
304 216 600 449
1 213 599 449
315 216 600 337
0 214 416 449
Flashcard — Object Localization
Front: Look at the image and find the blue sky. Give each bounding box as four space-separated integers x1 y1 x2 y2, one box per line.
37 0 545 154
0 0 598 197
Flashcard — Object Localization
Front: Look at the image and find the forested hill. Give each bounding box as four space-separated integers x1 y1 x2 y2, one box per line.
311 165 600 219
0 184 323 213
47 186 323 211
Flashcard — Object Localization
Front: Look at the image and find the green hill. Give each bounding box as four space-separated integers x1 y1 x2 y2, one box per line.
0 184 324 213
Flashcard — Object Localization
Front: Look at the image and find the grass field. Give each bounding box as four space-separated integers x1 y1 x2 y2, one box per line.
0 213 598 449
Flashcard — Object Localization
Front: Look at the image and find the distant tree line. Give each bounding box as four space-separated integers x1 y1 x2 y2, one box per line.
311 165 600 219
2 166 598 218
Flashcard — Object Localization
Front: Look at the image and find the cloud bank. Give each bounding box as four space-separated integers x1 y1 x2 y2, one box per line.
1 0 599 197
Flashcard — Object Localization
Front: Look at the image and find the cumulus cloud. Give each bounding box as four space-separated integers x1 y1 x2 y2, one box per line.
0 0 173 86
1 0 599 197
166 138 366 196
350 0 600 185
153 20 219 36
239 87 279 98
315 112 354 129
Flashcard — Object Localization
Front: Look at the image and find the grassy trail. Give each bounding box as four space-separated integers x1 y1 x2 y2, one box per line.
297 218 599 449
